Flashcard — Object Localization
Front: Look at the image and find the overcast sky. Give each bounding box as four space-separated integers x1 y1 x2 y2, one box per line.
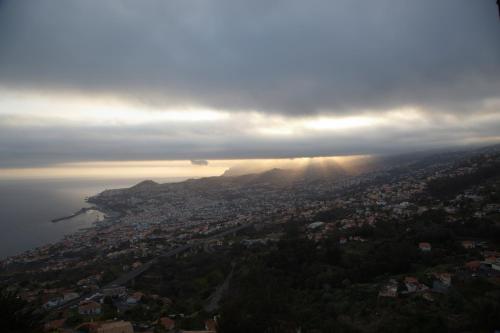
0 0 499 170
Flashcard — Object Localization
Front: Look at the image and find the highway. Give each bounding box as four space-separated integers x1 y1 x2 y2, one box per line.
104 223 251 288
52 223 253 312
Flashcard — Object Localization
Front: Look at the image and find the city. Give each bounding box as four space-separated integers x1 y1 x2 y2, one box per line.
1 1 499 332
2 146 500 332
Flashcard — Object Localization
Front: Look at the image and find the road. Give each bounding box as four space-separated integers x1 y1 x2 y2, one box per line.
52 223 253 312
204 266 234 312
105 223 251 288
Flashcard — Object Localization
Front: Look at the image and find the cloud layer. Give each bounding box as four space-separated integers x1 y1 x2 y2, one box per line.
1 98 499 167
1 0 499 115
0 1 499 168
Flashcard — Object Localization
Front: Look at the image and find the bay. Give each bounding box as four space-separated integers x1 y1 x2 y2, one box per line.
0 177 184 259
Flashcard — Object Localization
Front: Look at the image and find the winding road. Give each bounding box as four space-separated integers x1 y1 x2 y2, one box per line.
53 223 253 312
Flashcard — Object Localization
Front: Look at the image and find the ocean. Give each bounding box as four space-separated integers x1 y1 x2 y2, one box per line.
0 177 184 259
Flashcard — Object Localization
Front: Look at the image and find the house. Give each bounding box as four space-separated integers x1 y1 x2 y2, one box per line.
63 292 79 302
422 292 434 302
432 273 452 293
307 221 325 230
126 291 144 304
492 262 500 272
484 203 500 213
404 277 419 293
378 279 398 298
79 301 102 316
465 260 481 271
483 250 500 258
103 285 126 297
480 256 500 272
44 319 65 332
404 277 428 293
159 317 175 331
461 240 475 249
43 297 64 309
205 319 217 331
434 272 452 287
97 321 134 333
418 242 432 252
484 256 498 264
444 206 456 214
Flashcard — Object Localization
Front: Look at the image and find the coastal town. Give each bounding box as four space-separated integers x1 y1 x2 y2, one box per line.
1 146 500 332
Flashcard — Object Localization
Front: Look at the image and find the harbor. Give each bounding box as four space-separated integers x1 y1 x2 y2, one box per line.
51 207 105 223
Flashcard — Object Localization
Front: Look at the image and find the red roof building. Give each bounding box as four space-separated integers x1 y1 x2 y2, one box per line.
159 317 175 330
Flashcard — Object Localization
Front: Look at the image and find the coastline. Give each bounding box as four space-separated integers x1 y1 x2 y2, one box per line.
0 177 174 260
51 207 99 223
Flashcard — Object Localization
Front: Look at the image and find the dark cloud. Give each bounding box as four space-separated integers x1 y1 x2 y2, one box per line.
0 1 499 169
1 112 499 167
0 0 499 115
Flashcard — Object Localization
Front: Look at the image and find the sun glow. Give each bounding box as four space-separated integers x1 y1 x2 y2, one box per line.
0 89 229 126
254 115 380 137
305 116 378 130
0 156 375 180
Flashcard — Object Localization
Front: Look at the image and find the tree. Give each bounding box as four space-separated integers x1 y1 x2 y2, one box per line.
0 287 43 333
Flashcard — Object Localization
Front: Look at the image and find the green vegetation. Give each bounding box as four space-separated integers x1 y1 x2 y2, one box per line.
0 287 43 333
427 160 500 199
215 217 500 332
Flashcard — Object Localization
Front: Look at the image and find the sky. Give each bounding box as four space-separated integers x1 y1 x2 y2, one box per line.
0 0 499 178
